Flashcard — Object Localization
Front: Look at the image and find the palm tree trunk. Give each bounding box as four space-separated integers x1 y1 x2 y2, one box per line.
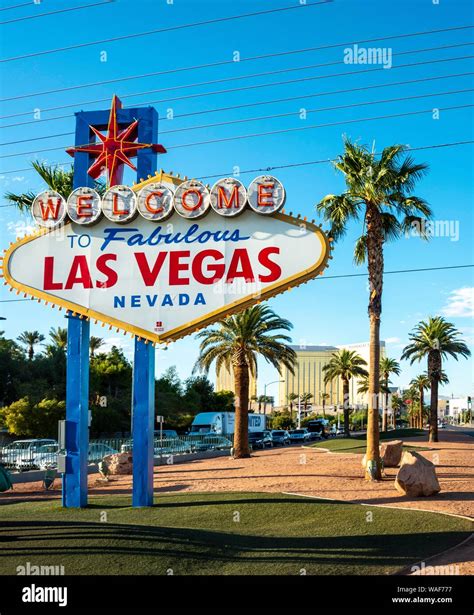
419 386 424 431
342 378 350 437
233 352 250 458
322 398 326 418
428 351 440 443
365 204 383 480
382 377 389 432
28 344 34 361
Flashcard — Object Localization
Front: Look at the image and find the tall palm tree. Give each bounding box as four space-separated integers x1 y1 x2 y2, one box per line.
90 336 104 358
4 160 105 211
17 330 45 360
300 392 313 417
320 391 330 417
402 317 470 442
317 138 431 478
380 357 401 432
194 305 296 458
409 374 430 429
323 349 368 437
47 327 68 355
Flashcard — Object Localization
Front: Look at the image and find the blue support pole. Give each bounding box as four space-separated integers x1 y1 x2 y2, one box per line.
132 338 155 507
63 314 90 508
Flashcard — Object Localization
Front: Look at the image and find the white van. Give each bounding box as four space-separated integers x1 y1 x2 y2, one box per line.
190 412 266 436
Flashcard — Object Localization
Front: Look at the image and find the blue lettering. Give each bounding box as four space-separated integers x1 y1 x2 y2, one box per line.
100 224 250 251
162 294 173 306
131 295 141 308
179 294 189 306
114 296 125 308
146 295 158 307
195 293 206 305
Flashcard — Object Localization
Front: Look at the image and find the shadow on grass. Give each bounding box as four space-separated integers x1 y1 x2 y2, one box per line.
0 518 469 572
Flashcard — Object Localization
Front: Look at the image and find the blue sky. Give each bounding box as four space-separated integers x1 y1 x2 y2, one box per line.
0 0 472 402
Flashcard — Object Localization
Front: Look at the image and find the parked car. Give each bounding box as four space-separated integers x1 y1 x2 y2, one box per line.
34 443 60 470
330 425 345 436
270 430 290 446
0 439 57 471
288 429 311 443
187 434 232 452
248 430 273 449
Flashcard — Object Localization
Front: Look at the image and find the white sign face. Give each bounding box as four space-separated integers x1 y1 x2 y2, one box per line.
32 190 67 228
4 209 329 343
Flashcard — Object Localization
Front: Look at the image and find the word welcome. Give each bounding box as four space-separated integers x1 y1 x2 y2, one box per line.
32 175 286 229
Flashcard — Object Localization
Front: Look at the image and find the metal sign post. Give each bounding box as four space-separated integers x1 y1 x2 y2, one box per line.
132 338 155 507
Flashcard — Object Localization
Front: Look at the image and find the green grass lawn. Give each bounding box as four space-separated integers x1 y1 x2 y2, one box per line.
0 492 471 576
310 428 429 455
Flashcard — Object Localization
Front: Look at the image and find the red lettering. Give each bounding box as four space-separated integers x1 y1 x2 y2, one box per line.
258 247 281 282
226 249 254 283
76 195 93 218
65 256 93 289
169 251 190 285
192 249 225 284
135 252 167 286
43 256 63 290
257 183 274 207
96 254 118 288
145 191 164 214
181 189 202 212
112 193 129 216
217 185 239 209
39 198 62 221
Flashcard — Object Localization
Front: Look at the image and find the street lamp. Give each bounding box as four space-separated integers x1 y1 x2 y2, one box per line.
263 380 285 415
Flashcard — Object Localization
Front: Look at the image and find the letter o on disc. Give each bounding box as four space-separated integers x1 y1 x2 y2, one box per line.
67 187 102 225
174 179 210 219
248 175 286 215
102 185 137 223
137 182 175 221
210 178 247 217
32 190 67 229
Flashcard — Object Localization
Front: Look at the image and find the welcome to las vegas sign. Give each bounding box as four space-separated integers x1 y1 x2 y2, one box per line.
2 95 331 344
2 171 331 344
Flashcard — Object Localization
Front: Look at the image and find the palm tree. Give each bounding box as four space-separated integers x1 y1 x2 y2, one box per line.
300 392 313 417
380 357 401 432
194 305 296 458
47 326 68 355
320 391 330 417
287 393 298 418
323 349 368 437
4 160 105 211
402 317 470 442
409 374 430 429
90 336 104 358
17 330 45 360
317 138 431 479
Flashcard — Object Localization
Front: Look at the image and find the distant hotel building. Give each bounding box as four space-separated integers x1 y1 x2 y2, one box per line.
216 341 385 411
278 342 385 411
215 363 257 401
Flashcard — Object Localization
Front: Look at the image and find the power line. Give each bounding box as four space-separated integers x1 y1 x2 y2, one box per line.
1 24 472 103
2 54 473 131
2 87 472 156
1 138 472 181
0 0 114 25
3 71 472 147
1 42 472 122
1 264 472 305
0 0 333 63
0 2 31 12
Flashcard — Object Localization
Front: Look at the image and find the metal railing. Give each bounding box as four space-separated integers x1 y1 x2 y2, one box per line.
0 434 234 472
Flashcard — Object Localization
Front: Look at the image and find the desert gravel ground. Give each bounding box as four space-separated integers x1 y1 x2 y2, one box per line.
3 427 473 573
